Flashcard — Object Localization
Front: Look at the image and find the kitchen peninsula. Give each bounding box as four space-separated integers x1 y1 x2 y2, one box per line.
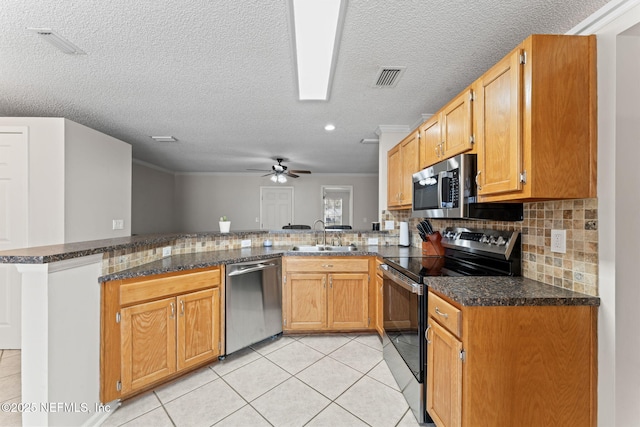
0 229 599 427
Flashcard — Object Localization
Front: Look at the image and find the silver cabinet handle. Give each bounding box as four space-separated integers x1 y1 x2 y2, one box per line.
322 264 333 268
180 300 185 317
170 301 175 319
435 307 449 319
425 324 431 344
475 170 482 190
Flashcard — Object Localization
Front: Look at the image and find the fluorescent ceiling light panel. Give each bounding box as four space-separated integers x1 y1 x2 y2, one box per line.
27 28 86 55
150 136 178 142
291 0 345 100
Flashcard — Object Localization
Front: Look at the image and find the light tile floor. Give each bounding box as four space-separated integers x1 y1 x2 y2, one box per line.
0 334 432 427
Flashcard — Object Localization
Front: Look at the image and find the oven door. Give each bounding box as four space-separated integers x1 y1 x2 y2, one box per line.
381 265 431 423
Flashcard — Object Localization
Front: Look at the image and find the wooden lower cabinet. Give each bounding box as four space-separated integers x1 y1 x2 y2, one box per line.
101 267 223 403
426 290 597 427
120 298 177 394
283 257 374 332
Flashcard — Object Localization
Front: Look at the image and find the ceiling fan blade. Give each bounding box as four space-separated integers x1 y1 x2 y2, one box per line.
261 172 275 177
286 172 299 178
247 168 272 172
290 170 311 174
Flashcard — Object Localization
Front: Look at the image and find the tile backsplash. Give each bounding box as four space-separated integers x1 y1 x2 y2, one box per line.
384 198 599 296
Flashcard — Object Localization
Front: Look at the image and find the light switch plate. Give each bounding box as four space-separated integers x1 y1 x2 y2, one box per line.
368 238 379 245
384 220 395 230
112 219 124 230
241 239 251 248
162 246 172 257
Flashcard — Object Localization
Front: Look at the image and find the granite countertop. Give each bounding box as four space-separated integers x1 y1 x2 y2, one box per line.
100 245 421 282
424 276 600 307
0 229 389 264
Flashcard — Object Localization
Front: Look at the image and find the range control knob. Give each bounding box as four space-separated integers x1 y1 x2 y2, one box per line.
480 235 490 244
488 236 498 245
496 236 507 246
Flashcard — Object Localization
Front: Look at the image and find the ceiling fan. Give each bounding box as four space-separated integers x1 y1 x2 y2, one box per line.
248 158 311 183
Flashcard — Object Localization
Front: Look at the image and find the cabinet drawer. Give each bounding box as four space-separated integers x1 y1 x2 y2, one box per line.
285 257 369 273
120 268 221 306
428 292 462 338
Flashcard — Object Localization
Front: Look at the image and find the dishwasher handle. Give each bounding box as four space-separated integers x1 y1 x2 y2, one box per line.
227 262 279 277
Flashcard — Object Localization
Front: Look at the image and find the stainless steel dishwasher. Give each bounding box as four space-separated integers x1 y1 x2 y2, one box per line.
225 257 282 355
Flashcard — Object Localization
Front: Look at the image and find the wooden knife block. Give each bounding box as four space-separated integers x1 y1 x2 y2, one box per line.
422 232 445 256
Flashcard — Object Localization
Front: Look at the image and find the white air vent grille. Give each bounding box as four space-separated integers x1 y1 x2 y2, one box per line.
373 66 406 87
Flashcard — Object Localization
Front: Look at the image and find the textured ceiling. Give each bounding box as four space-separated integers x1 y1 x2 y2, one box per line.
0 0 610 174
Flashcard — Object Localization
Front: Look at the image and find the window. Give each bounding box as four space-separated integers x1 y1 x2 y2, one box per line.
321 185 353 227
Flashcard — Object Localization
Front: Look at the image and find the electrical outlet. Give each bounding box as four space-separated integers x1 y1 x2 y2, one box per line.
162 246 172 257
384 220 395 230
112 219 124 230
241 239 251 248
368 237 379 245
551 229 566 253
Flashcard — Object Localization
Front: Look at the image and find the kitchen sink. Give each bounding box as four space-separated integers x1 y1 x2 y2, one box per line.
290 245 358 252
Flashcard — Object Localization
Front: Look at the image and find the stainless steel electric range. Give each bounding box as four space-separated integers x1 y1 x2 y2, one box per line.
380 227 521 424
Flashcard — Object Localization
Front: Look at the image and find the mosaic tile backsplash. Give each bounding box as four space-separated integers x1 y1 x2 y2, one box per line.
384 198 598 296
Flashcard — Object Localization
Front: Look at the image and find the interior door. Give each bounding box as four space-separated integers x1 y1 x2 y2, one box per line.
0 127 29 349
260 187 293 229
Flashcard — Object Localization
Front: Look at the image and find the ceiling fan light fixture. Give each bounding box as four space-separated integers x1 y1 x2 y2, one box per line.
277 174 287 183
270 175 278 182
290 0 346 100
27 28 86 55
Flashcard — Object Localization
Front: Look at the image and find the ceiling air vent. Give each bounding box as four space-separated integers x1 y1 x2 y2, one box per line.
373 66 406 88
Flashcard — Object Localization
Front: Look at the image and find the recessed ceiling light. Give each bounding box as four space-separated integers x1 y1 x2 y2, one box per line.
290 0 346 100
150 136 178 142
324 124 336 132
27 28 86 55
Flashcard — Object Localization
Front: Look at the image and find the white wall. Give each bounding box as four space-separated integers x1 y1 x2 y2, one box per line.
173 173 379 232
570 1 640 424
0 117 66 246
64 119 131 242
132 161 175 234
614 23 640 427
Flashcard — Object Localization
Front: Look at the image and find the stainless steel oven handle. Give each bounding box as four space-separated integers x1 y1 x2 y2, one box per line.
437 171 445 208
381 265 423 295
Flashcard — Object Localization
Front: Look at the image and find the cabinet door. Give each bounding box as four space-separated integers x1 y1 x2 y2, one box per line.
177 288 220 371
387 145 402 208
121 297 177 394
476 49 523 196
286 273 327 330
420 114 442 169
441 88 474 158
400 131 420 206
328 273 369 330
426 319 462 427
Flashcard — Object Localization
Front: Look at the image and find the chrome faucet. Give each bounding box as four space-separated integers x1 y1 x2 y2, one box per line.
313 219 326 246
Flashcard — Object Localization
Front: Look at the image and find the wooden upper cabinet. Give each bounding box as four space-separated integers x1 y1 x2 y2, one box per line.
476 34 597 201
388 130 419 210
419 88 474 170
475 48 523 196
419 114 442 169
441 88 474 159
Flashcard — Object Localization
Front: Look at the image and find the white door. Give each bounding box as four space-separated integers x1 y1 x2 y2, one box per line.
260 187 293 229
0 127 29 349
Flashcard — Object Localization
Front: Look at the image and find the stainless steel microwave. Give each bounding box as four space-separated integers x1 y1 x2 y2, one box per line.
412 154 523 221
